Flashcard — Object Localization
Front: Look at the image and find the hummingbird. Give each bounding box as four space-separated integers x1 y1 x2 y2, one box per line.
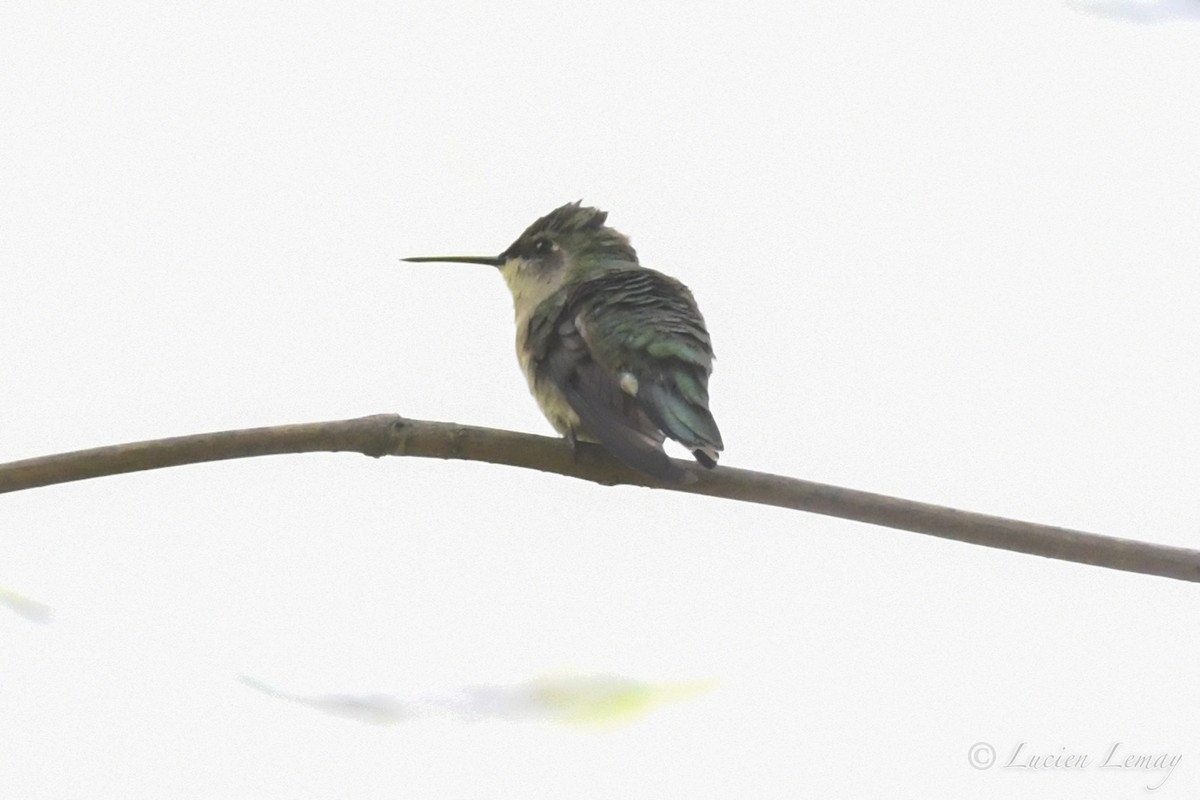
405 202 723 482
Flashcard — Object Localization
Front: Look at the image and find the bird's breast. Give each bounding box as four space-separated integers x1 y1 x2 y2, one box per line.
513 310 583 438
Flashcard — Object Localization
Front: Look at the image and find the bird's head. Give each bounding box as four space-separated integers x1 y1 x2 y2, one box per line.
404 201 637 312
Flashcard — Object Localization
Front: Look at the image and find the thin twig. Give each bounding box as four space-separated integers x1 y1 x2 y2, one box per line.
1 414 1196 583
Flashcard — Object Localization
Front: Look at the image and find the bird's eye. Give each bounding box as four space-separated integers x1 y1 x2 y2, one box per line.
533 238 555 255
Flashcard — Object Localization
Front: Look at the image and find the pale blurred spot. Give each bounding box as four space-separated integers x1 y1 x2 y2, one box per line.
0 585 53 624
239 672 716 728
238 675 412 725
529 673 719 729
1065 0 1200 22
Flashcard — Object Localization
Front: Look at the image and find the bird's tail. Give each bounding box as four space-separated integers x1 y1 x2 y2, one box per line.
640 375 723 469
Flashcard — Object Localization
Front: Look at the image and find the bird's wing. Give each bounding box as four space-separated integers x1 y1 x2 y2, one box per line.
528 267 723 480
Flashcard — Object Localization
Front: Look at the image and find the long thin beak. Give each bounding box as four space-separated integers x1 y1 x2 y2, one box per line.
402 255 503 267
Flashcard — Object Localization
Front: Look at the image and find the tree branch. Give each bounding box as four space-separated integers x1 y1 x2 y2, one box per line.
1 413 1196 583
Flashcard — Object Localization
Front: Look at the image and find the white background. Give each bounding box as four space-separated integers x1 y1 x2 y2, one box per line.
2 1 1199 797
